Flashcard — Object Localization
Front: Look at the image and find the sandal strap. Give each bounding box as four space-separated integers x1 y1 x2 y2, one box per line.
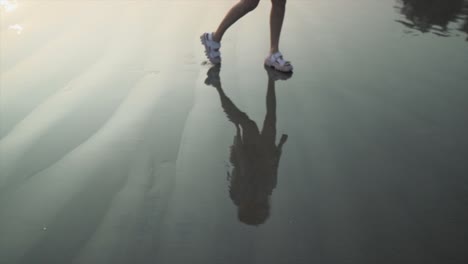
206 33 221 49
271 52 283 60
210 50 220 58
209 41 221 49
270 52 290 66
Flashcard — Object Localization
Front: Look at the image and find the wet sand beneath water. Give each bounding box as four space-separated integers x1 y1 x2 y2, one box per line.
1 1 468 264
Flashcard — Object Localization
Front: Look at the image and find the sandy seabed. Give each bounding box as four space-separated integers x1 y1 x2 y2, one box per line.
1 1 468 264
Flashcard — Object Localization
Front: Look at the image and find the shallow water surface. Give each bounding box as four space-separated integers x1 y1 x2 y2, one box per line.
1 1 467 264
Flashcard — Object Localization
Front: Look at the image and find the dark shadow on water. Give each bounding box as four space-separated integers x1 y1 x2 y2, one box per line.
204 65 292 226
395 0 468 40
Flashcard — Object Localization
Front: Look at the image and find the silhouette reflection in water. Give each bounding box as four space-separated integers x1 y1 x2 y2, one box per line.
396 0 468 39
205 65 292 226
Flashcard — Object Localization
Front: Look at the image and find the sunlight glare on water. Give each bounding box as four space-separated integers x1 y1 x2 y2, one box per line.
0 0 18 12
8 24 23 34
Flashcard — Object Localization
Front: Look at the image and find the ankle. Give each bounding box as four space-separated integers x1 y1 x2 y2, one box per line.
212 32 221 43
270 48 280 55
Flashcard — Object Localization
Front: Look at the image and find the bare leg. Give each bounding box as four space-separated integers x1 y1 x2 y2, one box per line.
270 0 286 54
212 0 260 42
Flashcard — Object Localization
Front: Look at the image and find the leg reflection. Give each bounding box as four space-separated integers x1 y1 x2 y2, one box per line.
205 65 292 226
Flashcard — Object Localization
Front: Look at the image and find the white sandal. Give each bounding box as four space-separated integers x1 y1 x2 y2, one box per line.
264 52 293 72
200 32 221 64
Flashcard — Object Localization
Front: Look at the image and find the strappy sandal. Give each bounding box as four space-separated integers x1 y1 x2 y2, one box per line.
200 32 221 64
264 52 293 73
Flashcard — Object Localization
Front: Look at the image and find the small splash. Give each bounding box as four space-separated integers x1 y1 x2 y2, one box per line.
0 0 18 12
8 24 23 34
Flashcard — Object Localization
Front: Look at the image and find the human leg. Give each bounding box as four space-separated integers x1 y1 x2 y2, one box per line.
212 0 261 42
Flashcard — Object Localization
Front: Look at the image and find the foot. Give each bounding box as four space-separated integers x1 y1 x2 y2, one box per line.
200 32 221 64
205 64 221 89
264 51 293 73
264 64 293 81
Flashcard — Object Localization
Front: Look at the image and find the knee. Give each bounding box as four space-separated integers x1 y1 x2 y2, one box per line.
271 0 286 8
243 0 260 12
